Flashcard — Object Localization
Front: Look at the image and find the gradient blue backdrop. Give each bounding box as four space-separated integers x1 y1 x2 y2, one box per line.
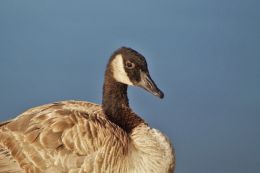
0 1 260 173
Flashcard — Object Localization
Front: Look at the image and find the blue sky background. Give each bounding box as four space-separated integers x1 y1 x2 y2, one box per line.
0 0 260 172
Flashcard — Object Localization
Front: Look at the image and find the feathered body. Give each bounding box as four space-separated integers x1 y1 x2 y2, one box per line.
0 47 175 173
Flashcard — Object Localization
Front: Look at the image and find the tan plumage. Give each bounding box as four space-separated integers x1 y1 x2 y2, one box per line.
0 47 175 173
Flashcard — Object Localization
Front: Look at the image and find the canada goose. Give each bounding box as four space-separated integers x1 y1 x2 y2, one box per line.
0 47 175 173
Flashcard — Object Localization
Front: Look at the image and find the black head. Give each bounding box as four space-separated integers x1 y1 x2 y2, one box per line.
109 47 164 98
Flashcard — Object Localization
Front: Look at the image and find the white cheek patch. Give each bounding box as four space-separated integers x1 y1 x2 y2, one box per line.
111 54 133 85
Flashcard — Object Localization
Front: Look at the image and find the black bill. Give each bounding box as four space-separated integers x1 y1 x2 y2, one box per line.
138 71 164 99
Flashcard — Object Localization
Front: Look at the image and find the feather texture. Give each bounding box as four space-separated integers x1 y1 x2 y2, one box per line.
0 101 175 173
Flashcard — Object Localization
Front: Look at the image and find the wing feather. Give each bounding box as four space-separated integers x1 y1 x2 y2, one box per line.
0 100 129 173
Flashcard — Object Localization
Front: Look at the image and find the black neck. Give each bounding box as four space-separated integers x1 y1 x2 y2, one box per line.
102 68 144 133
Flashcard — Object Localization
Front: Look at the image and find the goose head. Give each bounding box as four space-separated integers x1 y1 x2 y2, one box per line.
109 47 164 99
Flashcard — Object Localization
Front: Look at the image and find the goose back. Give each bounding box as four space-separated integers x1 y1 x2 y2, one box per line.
0 101 130 173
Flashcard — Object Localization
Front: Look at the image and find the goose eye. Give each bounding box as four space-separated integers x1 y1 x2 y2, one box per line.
125 61 135 69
